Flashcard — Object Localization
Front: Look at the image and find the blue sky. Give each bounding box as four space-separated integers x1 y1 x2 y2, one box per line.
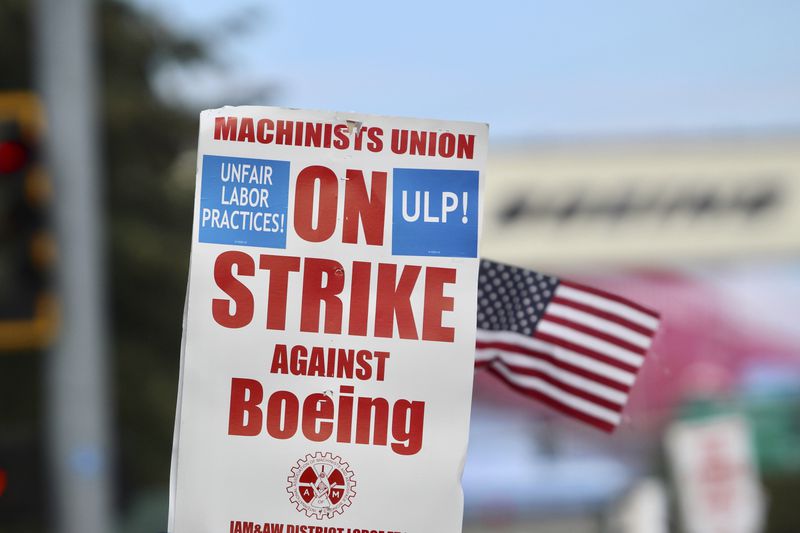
131 0 800 139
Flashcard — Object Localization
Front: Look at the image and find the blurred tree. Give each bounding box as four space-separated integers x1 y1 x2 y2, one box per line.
0 0 231 528
99 0 201 508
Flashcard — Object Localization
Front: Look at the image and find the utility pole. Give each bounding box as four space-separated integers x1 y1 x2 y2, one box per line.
33 1 113 532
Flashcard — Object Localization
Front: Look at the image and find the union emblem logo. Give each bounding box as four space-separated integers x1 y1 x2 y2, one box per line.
286 452 356 519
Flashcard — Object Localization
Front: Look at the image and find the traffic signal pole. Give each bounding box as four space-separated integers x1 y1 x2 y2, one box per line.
34 1 114 532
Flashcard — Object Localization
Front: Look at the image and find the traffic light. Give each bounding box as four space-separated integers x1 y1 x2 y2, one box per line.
0 92 57 351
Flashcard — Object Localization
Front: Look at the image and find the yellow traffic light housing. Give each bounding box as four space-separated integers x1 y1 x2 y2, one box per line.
0 92 58 351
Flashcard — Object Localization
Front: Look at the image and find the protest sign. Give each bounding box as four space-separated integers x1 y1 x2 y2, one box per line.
169 107 488 533
666 414 765 533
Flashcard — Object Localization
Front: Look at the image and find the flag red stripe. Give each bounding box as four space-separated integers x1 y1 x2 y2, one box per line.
559 280 660 319
542 315 648 356
475 340 631 392
486 365 616 432
533 332 640 373
497 361 624 411
549 296 656 336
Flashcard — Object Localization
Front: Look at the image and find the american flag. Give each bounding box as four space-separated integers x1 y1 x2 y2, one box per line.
475 259 660 432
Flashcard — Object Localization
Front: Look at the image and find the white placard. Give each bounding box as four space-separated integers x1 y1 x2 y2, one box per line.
169 107 488 533
666 414 765 533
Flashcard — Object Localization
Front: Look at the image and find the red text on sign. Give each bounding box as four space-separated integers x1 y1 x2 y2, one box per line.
228 379 425 456
293 165 386 246
211 251 457 343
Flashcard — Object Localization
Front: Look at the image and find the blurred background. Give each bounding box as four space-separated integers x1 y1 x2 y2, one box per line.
1 1 799 532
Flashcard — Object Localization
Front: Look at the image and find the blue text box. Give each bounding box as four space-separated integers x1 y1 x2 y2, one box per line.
198 155 290 248
392 168 479 257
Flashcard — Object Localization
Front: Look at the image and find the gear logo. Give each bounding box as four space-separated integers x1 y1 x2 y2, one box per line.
287 452 356 519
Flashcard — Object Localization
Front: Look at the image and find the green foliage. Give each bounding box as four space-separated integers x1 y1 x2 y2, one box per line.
0 0 31 91
100 0 199 498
